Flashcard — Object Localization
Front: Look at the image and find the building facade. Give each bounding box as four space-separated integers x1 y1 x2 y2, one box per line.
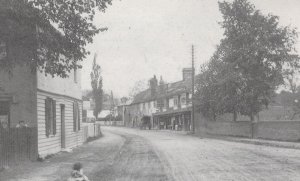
125 69 193 131
0 16 83 157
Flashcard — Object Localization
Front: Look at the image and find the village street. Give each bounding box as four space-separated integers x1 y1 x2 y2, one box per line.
1 126 300 181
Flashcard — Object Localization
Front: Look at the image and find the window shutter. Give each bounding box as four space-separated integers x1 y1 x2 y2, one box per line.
73 102 76 132
53 100 56 135
45 98 50 137
78 103 81 130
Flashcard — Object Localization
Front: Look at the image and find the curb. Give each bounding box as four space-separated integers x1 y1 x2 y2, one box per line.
197 134 300 150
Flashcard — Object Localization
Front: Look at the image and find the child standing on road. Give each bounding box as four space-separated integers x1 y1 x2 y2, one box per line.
68 162 90 181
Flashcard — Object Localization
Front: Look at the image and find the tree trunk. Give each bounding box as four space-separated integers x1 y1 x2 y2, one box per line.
250 113 254 122
233 110 237 122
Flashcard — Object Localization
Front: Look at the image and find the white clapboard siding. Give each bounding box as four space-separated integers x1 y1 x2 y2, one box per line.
37 91 83 157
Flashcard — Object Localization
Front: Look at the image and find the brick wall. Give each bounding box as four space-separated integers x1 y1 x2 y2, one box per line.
0 65 37 128
253 121 300 141
195 113 300 141
195 113 252 137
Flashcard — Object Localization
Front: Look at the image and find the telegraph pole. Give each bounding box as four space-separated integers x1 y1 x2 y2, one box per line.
191 45 195 133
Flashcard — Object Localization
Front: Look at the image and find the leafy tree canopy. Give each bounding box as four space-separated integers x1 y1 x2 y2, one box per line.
91 53 103 118
197 0 298 121
0 0 112 77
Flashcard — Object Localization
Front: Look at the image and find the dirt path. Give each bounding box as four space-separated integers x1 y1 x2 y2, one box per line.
104 127 300 181
0 130 170 181
92 133 170 181
2 126 300 181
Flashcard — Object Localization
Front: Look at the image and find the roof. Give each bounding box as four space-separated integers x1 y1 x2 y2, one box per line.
131 78 193 105
131 89 153 104
98 110 111 118
161 79 192 98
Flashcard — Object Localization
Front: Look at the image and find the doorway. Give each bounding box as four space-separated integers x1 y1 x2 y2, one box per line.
0 101 10 128
60 104 65 149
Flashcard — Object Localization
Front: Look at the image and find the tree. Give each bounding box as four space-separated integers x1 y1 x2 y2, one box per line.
110 90 115 117
129 80 148 99
90 54 103 119
197 0 298 121
82 89 93 101
196 45 239 121
0 0 112 77
283 55 300 94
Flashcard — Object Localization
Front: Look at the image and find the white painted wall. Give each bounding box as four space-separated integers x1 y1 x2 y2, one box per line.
181 93 187 108
37 91 83 157
37 69 81 100
169 98 174 108
174 96 179 110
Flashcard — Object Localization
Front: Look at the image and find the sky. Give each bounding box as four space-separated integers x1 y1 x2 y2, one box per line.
81 0 300 98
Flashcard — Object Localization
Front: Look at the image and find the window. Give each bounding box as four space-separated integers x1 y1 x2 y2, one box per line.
0 41 7 60
164 99 168 109
181 95 186 105
157 99 164 109
73 102 81 132
45 97 56 137
140 103 143 111
82 110 87 122
174 98 178 106
0 101 10 129
74 68 77 83
186 93 190 104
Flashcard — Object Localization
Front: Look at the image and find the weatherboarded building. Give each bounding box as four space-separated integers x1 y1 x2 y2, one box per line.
0 15 83 157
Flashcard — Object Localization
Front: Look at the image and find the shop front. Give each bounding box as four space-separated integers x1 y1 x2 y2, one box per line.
153 107 192 131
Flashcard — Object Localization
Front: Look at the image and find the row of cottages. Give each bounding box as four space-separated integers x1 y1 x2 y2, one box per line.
0 12 84 157
116 97 132 126
125 68 193 131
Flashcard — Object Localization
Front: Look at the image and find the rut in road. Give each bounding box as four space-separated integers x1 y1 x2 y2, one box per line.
91 133 172 181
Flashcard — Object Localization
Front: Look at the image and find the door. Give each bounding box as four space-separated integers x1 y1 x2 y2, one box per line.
60 104 65 149
0 101 10 128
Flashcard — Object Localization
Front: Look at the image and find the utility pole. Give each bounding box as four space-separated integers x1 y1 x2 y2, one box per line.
191 45 195 134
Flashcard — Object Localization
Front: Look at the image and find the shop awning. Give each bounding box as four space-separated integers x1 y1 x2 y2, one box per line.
153 107 191 117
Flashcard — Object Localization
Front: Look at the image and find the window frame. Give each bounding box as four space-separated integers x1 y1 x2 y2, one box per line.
181 95 186 105
73 101 81 132
45 97 56 137
0 40 7 60
74 68 77 83
0 101 10 129
174 98 178 106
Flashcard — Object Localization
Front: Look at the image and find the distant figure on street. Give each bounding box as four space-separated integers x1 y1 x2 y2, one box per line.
68 162 90 181
0 121 8 130
16 120 28 128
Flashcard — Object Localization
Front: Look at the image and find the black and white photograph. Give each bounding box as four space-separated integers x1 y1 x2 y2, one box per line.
1 0 300 180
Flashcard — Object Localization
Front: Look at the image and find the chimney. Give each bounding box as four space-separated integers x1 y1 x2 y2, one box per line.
182 68 193 80
149 75 158 97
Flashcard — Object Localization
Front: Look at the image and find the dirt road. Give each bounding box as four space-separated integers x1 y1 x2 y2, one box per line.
1 126 300 181
104 127 300 181
0 129 169 181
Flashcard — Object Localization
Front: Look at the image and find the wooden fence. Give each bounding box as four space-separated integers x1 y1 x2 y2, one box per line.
0 127 38 170
83 126 89 142
82 123 102 142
